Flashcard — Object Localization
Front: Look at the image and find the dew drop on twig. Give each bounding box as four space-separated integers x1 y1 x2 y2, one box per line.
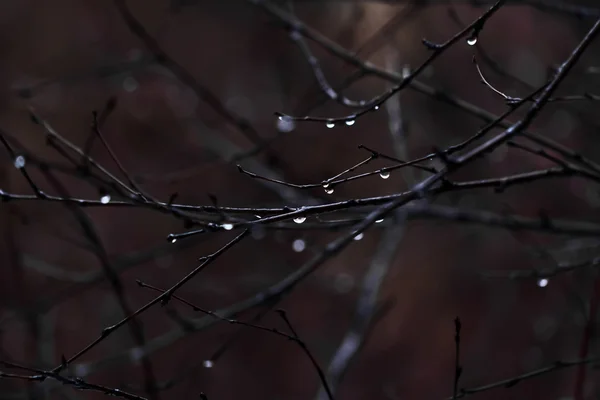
100 194 111 204
14 155 26 169
324 187 334 194
202 360 214 368
467 36 478 46
379 171 390 179
276 116 295 133
376 219 384 224
353 233 364 241
293 216 306 224
345 119 355 126
326 122 335 129
222 223 233 230
537 278 549 288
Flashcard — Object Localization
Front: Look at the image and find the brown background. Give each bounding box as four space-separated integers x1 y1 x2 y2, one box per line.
1 1 600 399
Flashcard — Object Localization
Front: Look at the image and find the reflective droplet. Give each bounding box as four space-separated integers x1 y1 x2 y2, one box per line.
374 105 379 110
322 182 330 189
402 65 411 78
375 219 384 223
537 278 549 288
326 122 335 129
467 36 477 46
293 216 306 224
171 238 177 244
292 239 306 252
324 187 334 194
276 116 295 133
202 360 214 368
100 194 111 204
353 232 364 241
222 223 233 230
14 155 26 169
345 119 355 126
379 171 390 179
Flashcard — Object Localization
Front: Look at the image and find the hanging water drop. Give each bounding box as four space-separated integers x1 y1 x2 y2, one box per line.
324 187 334 194
202 360 214 368
326 122 335 129
222 223 233 231
537 278 549 288
353 232 364 241
345 119 355 126
375 219 384 224
100 194 111 204
293 216 306 224
467 36 477 46
379 171 390 179
171 238 177 244
402 65 411 79
322 182 330 189
292 239 306 253
14 155 26 169
276 116 295 133
374 105 379 111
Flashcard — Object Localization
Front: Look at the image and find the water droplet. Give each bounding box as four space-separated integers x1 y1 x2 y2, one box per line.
326 122 335 129
14 155 25 169
402 65 411 78
374 105 379 110
293 216 306 224
353 232 364 241
345 119 355 126
322 182 330 189
537 278 549 288
467 36 477 46
324 187 334 194
202 360 214 368
222 223 233 230
292 239 306 252
379 171 390 179
100 194 111 204
375 219 384 223
171 238 177 244
276 116 295 133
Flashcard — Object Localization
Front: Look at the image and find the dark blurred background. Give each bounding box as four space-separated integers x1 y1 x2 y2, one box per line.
1 1 600 399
